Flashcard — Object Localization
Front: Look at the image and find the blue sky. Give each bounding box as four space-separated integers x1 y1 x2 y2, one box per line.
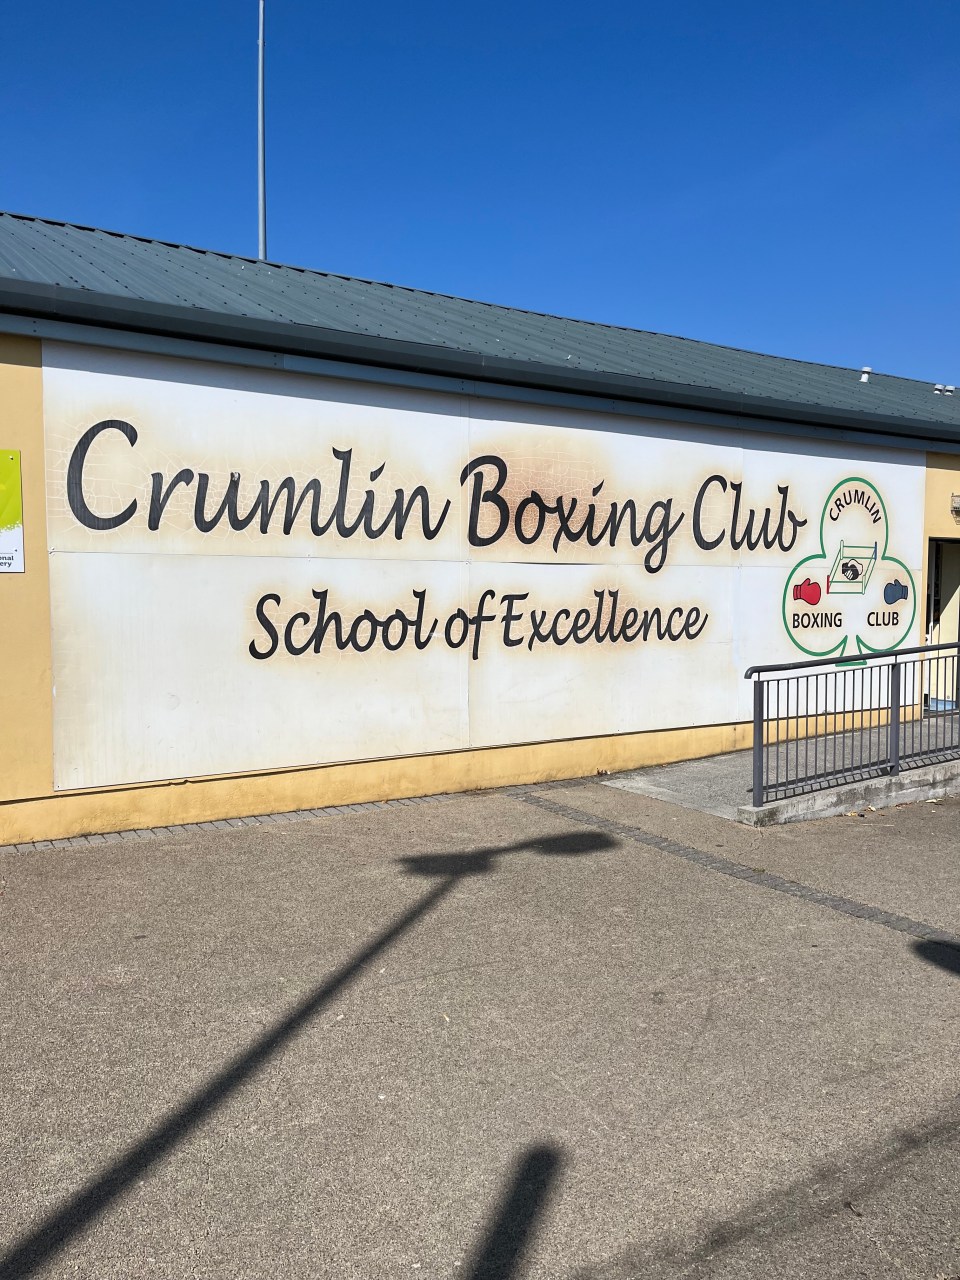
2 1 957 381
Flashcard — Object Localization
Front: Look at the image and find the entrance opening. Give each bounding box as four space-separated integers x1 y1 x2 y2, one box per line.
925 538 960 712
927 539 960 645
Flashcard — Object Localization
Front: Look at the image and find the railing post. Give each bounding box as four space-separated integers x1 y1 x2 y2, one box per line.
752 677 765 806
889 661 901 776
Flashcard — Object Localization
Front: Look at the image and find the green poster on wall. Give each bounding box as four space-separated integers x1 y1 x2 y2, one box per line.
0 450 24 573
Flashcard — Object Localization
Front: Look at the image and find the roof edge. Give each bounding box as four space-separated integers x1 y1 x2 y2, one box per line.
2 278 958 446
0 211 923 380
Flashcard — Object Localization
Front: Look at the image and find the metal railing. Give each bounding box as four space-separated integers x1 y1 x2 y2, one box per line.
744 641 960 807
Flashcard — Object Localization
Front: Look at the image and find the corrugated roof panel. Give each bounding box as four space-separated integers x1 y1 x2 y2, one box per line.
0 211 958 432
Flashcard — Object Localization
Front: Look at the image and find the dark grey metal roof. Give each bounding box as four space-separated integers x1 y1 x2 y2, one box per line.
1 210 958 444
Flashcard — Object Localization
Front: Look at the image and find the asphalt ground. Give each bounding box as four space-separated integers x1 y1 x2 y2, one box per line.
2 781 960 1279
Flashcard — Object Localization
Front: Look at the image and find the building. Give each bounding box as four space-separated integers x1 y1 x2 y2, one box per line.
1 212 958 844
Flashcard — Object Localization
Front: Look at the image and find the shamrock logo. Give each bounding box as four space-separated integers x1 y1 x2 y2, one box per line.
782 477 916 658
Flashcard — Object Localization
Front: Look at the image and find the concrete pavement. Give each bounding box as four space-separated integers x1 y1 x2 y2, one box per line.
603 745 960 825
2 780 960 1278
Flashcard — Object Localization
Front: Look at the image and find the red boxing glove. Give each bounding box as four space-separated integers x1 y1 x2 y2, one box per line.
793 578 821 606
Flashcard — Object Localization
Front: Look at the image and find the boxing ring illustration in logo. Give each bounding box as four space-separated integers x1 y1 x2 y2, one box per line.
827 540 877 595
782 478 916 658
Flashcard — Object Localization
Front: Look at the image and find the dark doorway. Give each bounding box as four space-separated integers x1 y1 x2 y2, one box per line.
926 538 960 647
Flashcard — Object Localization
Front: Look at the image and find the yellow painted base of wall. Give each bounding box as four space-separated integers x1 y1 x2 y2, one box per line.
0 721 752 846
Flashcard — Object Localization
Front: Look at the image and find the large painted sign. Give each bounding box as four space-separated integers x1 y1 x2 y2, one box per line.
42 344 926 790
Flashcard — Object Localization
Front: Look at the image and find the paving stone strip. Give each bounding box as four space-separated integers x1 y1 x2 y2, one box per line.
515 788 960 948
7 778 959 950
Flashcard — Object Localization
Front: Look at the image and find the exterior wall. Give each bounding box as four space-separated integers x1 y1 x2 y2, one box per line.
923 452 960 646
0 335 53 804
0 719 751 844
924 453 960 541
0 336 940 843
921 455 960 645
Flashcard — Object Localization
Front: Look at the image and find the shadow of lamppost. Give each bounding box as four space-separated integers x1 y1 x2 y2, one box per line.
0 827 616 1280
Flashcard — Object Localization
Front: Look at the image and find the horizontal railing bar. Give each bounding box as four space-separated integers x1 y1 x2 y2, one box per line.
767 761 892 789
745 641 959 680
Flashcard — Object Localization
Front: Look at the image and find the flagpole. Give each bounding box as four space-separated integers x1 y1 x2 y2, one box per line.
257 0 267 260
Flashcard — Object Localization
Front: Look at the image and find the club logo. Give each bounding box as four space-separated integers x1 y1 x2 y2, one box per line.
782 477 916 658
